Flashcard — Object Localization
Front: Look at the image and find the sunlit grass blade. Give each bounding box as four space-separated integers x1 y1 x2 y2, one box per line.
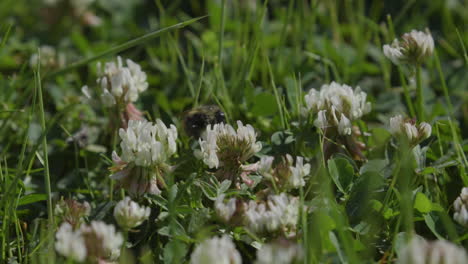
45 16 207 78
455 28 468 64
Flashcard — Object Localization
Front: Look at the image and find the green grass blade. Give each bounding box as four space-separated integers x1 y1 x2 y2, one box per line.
455 28 468 65
34 55 54 227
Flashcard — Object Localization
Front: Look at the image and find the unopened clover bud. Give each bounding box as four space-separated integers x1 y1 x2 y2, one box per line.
418 122 431 140
453 187 468 227
403 123 418 142
113 197 151 230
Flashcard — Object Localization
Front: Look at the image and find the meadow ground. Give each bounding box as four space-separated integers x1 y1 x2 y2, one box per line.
1 0 468 263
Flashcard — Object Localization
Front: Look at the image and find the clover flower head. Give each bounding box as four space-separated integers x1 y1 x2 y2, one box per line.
194 121 262 169
389 115 431 145
244 193 300 235
215 194 237 222
81 221 124 261
255 240 304 264
190 235 242 264
110 119 177 196
114 196 151 230
55 220 123 263
97 56 148 106
383 29 434 65
453 187 468 227
30 45 65 69
54 198 91 227
304 82 371 135
398 237 468 264
118 119 177 167
258 155 310 189
55 222 87 263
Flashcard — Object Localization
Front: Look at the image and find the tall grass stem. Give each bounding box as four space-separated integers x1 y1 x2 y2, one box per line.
415 65 424 121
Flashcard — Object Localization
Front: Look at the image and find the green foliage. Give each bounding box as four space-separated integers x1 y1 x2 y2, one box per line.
0 0 467 263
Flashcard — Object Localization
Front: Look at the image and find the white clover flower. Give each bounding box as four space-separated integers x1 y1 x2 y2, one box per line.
54 199 91 227
389 115 405 135
288 156 310 188
55 222 87 263
118 119 177 167
255 241 303 264
418 122 432 140
126 59 149 94
398 237 468 264
304 82 371 135
154 119 178 156
244 193 300 235
97 57 148 106
258 156 275 180
114 197 151 230
389 115 431 145
383 40 404 65
70 0 95 14
453 187 468 227
194 127 219 168
81 221 124 261
403 123 418 142
338 114 352 136
111 119 177 196
194 121 262 169
30 45 65 69
190 235 242 264
257 155 310 190
314 110 328 129
383 29 434 65
215 194 237 222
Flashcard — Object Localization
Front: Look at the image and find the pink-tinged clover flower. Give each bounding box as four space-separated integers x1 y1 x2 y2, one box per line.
383 29 434 65
389 115 431 146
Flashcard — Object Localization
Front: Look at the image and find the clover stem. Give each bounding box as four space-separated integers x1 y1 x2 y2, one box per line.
415 65 425 121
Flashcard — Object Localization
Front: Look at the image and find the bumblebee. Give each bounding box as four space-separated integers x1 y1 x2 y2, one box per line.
183 105 226 138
